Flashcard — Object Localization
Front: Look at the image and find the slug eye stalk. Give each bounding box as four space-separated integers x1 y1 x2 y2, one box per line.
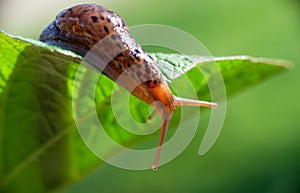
150 94 217 170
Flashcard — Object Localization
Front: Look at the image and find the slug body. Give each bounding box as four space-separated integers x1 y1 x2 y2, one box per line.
40 4 217 170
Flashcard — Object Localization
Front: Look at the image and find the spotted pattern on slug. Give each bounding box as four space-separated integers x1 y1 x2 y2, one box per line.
40 4 162 92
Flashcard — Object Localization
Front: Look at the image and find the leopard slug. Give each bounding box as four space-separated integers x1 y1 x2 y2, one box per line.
39 3 217 170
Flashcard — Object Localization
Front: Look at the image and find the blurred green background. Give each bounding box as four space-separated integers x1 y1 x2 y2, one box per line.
1 0 299 192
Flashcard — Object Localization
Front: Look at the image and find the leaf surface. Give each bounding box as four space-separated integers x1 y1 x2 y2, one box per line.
0 31 289 193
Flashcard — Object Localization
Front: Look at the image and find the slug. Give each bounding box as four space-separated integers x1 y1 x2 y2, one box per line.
39 3 217 170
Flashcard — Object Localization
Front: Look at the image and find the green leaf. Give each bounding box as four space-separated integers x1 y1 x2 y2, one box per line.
0 31 290 193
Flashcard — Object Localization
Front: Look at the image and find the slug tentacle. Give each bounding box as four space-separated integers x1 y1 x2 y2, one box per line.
39 3 217 170
152 111 172 170
174 96 218 108
147 83 217 170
